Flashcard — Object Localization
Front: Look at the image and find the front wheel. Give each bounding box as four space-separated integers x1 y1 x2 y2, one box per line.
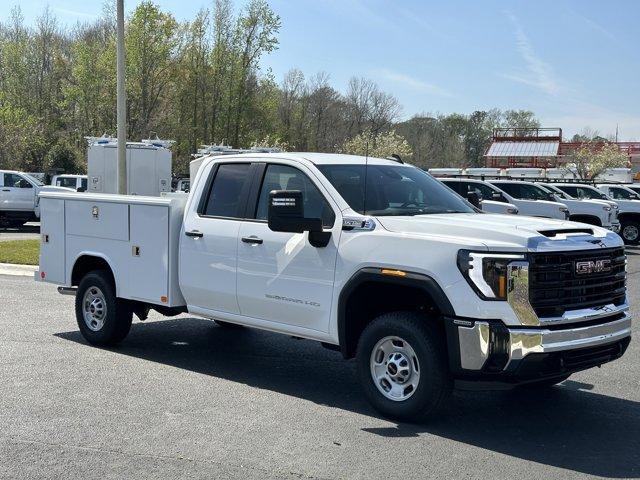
75 270 133 345
356 312 452 422
620 220 640 245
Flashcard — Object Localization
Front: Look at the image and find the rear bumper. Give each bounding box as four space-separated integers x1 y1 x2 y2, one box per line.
447 304 631 384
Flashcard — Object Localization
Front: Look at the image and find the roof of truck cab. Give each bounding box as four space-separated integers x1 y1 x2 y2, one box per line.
490 180 538 186
439 178 491 184
207 152 406 166
553 183 599 188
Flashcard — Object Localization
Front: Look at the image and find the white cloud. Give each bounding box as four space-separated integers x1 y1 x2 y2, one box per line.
503 12 563 96
374 69 453 97
567 8 617 43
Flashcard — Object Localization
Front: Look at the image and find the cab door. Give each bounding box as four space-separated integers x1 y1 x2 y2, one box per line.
2 173 35 211
179 162 255 315
236 162 341 333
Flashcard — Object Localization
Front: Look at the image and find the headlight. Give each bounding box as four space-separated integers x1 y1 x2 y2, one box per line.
457 251 525 300
559 206 568 212
603 206 611 211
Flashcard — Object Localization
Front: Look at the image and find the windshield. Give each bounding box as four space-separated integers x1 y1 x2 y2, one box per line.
23 174 44 186
556 185 607 200
540 184 570 199
609 186 639 200
492 182 553 201
318 164 475 216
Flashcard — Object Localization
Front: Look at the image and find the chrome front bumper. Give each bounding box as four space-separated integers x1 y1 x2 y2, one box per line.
456 251 631 374
457 305 631 371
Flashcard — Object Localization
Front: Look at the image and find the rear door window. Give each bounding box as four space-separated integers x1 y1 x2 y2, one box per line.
201 163 253 219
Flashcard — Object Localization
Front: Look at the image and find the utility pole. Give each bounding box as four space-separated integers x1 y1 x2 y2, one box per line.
116 0 127 194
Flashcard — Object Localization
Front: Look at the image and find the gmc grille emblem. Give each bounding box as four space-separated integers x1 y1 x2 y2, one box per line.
575 259 612 275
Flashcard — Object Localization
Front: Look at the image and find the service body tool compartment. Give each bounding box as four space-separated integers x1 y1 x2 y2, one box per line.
38 191 187 307
38 198 66 284
129 204 170 304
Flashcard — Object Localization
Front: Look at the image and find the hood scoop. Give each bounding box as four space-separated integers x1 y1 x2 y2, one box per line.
538 228 593 238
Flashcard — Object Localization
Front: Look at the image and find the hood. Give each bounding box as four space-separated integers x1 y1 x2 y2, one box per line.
608 199 640 211
531 199 567 208
376 213 619 251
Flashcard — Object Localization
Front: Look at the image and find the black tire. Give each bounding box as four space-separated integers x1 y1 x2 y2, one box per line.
356 311 452 422
214 320 245 329
620 220 640 245
518 374 571 389
75 270 133 345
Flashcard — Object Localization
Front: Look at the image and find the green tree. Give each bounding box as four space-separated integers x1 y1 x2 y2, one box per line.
341 129 412 160
44 142 82 173
126 1 180 139
572 142 628 179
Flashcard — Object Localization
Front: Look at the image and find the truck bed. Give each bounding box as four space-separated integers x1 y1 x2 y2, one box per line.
38 191 187 307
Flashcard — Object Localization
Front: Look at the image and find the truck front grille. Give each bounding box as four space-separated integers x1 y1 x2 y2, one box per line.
528 247 626 317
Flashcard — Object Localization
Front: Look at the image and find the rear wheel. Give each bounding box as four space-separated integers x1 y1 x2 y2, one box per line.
620 220 640 245
356 312 452 422
75 270 133 345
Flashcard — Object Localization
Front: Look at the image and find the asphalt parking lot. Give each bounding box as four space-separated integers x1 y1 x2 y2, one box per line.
1 253 639 479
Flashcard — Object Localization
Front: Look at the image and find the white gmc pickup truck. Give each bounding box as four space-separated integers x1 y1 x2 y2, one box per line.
37 153 632 421
0 170 70 227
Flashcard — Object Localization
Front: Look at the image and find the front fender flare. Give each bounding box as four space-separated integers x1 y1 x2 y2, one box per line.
337 267 455 358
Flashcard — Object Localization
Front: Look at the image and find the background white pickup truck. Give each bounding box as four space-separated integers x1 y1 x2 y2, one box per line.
37 153 632 422
52 174 88 192
0 170 70 227
438 178 518 215
488 180 570 219
554 183 640 245
536 182 618 231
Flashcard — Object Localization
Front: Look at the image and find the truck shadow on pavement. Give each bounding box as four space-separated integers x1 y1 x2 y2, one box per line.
0 224 40 234
56 317 640 479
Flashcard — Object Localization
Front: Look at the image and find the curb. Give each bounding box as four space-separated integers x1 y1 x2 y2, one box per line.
0 263 38 277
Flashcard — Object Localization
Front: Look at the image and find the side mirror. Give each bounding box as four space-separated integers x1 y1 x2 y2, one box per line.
268 190 331 247
492 191 502 201
466 191 481 208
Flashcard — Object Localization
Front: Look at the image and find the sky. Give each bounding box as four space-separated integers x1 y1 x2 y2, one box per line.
3 0 640 140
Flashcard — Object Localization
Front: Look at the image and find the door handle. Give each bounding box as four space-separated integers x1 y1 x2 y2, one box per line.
241 236 263 245
1 189 9 192
185 230 203 238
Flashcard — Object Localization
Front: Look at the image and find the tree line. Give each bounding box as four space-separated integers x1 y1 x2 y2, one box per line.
0 0 543 175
